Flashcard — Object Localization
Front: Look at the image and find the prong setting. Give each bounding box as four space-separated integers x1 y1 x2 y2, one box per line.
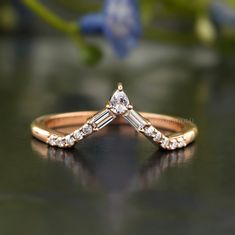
127 104 133 110
106 103 112 109
117 82 123 91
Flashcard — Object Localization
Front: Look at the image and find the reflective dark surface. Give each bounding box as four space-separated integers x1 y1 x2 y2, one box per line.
1 38 235 234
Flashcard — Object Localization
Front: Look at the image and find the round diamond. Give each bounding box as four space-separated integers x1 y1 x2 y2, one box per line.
161 136 169 148
110 90 130 114
74 129 83 140
169 139 177 150
48 135 57 146
177 137 185 148
153 131 161 142
56 137 66 148
82 124 93 135
65 135 75 146
144 126 155 137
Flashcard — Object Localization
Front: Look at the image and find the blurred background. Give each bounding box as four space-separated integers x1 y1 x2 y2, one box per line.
1 0 235 235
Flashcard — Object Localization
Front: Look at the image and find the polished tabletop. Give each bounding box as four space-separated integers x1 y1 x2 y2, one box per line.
0 38 235 235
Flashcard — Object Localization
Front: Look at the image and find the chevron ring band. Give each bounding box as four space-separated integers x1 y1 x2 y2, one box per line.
31 83 198 151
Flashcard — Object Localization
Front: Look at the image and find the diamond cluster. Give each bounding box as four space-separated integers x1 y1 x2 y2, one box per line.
48 122 94 148
142 124 186 150
48 109 116 148
123 108 186 150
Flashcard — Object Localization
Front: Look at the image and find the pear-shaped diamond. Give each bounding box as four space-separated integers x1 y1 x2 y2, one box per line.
110 89 130 114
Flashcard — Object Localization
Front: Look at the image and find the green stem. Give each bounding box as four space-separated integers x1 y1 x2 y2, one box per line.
22 0 78 34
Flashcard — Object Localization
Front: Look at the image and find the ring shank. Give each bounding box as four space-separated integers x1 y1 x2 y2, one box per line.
31 111 198 145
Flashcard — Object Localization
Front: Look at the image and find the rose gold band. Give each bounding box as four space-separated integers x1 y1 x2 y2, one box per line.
31 111 198 150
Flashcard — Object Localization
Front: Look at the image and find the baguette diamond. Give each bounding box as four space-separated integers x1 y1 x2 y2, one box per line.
124 109 147 130
91 109 116 130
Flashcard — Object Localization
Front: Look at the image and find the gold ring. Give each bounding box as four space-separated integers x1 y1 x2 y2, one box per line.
31 83 198 150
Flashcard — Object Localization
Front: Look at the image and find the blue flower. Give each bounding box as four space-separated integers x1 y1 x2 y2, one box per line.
210 1 235 28
80 0 142 57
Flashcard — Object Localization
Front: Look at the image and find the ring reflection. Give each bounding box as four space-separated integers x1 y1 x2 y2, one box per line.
31 126 196 192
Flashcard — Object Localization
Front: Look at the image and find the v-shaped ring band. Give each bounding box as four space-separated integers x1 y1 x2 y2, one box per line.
31 83 198 150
